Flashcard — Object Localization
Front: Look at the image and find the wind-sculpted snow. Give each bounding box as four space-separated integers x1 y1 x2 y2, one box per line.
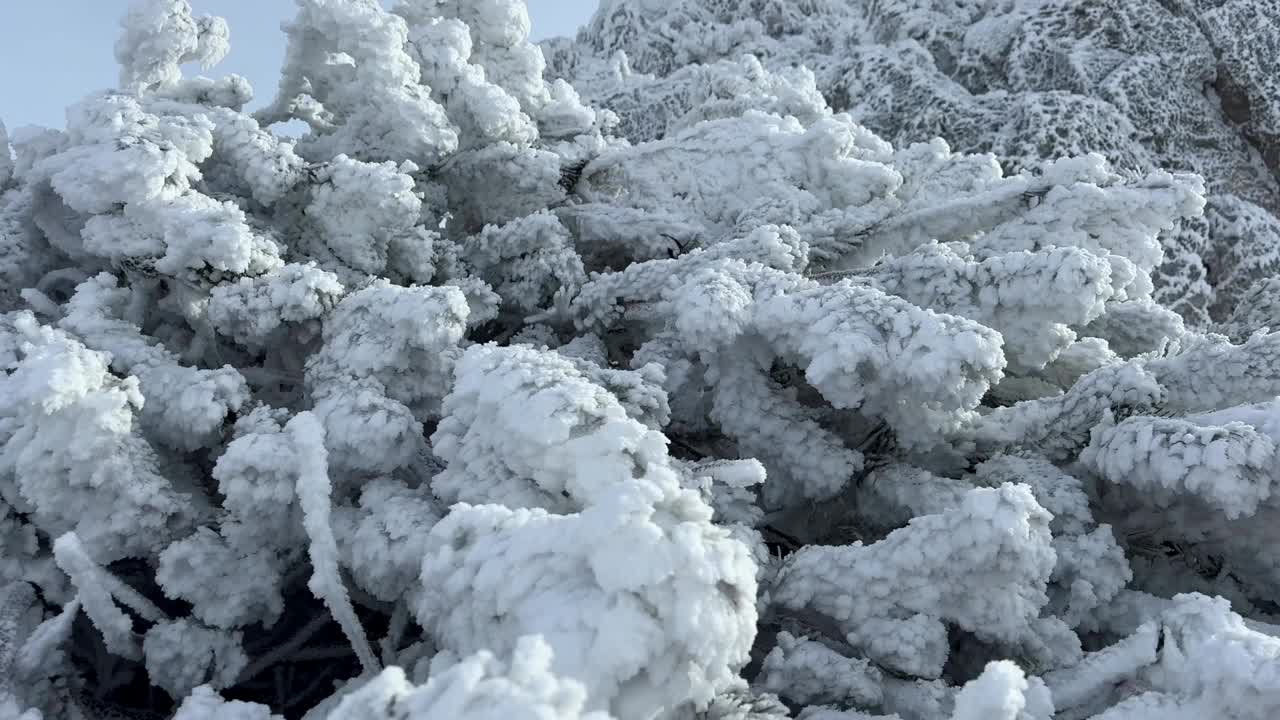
3 0 1280 718
772 484 1057 679
417 345 756 719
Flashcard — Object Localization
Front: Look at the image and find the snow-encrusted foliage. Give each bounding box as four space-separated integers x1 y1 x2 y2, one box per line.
551 0 1280 329
3 1 1280 718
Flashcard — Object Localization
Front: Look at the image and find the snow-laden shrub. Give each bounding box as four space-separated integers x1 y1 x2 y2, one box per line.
3 1 1280 719
550 0 1280 329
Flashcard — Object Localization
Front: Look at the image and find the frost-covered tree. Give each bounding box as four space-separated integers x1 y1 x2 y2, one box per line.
4 0 1280 718
548 0 1280 328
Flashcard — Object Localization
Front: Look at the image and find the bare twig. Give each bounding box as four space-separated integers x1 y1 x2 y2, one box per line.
236 614 332 686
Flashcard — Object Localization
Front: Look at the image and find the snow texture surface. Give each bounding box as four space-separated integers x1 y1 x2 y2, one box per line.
1 0 1280 719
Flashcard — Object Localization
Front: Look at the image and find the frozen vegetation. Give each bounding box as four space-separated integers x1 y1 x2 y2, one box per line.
1 0 1279 718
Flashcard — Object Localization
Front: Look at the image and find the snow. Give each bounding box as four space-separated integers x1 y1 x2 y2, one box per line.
4 0 1280 718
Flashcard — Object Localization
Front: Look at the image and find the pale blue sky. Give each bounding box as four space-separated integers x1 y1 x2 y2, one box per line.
0 1 600 130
